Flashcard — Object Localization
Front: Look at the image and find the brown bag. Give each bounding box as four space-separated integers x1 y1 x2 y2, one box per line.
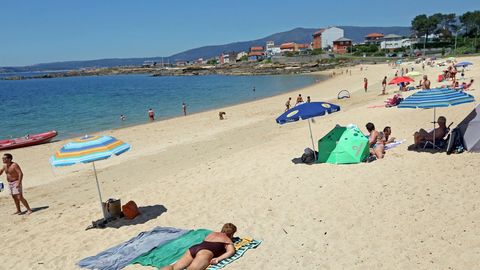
122 201 139 219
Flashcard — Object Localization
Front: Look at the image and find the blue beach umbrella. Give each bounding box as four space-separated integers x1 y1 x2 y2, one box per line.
454 61 473 67
50 135 131 220
398 88 475 146
276 102 341 157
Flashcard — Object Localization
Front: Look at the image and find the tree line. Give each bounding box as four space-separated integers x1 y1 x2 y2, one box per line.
412 11 480 42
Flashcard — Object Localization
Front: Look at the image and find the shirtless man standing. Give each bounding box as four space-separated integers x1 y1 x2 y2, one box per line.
0 153 32 215
421 75 431 89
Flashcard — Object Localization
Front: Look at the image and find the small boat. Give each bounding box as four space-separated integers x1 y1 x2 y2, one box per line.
0 130 58 150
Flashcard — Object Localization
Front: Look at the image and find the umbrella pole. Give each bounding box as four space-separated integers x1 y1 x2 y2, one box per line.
308 119 317 160
433 108 436 147
92 162 107 220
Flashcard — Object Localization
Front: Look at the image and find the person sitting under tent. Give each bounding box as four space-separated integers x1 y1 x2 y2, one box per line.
410 116 448 149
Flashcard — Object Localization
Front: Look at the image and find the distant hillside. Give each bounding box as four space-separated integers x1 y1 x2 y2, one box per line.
168 26 411 61
1 26 410 72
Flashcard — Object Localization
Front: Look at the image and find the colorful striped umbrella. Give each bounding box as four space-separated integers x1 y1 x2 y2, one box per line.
397 88 475 109
50 135 131 220
398 88 475 146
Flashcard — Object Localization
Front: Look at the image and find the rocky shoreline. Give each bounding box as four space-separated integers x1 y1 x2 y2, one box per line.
2 58 357 80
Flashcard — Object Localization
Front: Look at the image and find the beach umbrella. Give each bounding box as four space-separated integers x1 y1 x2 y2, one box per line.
455 61 473 67
276 102 340 159
50 135 131 220
406 71 422 77
388 76 414 85
398 88 475 147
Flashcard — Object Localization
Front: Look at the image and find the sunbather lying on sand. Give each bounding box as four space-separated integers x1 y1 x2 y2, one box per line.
161 223 237 270
409 116 448 149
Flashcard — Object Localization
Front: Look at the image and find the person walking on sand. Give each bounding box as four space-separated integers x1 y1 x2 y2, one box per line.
148 108 155 121
182 103 187 116
295 94 304 106
0 153 32 215
364 78 368 92
285 97 292 111
381 76 387 95
307 96 311 103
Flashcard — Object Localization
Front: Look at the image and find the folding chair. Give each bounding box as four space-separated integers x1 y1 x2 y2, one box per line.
422 122 453 150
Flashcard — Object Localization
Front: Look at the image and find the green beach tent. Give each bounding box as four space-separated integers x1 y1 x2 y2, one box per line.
317 125 369 164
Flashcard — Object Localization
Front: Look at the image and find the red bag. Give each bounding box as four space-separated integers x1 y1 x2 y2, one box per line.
122 201 139 219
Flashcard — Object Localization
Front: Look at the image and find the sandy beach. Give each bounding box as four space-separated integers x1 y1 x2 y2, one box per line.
1 56 480 269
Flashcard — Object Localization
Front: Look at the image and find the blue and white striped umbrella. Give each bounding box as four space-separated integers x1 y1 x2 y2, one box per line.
50 135 131 220
398 88 475 147
398 88 475 109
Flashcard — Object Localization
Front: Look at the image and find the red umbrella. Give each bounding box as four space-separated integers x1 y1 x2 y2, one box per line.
389 76 414 85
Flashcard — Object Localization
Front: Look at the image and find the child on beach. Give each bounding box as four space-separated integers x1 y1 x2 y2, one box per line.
295 94 303 105
285 97 292 111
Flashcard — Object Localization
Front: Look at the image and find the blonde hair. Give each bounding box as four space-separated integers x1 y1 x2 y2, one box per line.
221 223 237 236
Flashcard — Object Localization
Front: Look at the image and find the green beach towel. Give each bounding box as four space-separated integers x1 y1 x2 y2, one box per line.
131 229 212 268
206 238 262 270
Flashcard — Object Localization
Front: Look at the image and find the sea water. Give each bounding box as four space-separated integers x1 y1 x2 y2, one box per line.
0 74 323 139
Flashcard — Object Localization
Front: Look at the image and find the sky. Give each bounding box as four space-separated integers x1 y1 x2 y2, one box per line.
1 0 479 67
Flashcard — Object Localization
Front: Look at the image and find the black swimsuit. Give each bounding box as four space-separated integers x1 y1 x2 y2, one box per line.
189 241 226 258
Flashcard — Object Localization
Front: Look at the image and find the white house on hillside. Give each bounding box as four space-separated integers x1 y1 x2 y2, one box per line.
380 34 416 50
313 26 344 49
265 41 281 57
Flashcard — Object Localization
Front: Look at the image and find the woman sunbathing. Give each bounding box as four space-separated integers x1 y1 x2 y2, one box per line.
161 223 237 270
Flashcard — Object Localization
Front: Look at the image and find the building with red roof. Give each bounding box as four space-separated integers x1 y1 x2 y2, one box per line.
279 42 311 53
312 27 344 49
333 38 352 54
248 46 265 61
364 33 384 44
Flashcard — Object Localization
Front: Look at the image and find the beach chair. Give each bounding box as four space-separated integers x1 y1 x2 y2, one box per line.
422 123 453 149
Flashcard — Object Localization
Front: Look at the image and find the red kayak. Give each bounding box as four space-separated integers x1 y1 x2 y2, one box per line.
0 130 58 150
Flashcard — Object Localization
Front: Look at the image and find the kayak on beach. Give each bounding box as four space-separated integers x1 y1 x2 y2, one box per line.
0 130 58 150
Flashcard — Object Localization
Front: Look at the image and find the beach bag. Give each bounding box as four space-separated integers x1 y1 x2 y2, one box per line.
446 128 463 155
301 148 318 164
103 198 122 219
122 200 140 219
